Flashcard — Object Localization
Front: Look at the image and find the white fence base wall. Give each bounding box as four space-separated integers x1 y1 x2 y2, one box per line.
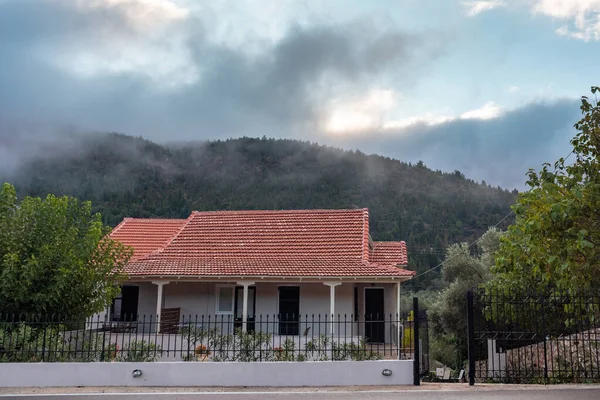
0 360 413 387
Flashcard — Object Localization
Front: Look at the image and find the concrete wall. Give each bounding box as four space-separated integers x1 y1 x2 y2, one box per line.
0 360 413 387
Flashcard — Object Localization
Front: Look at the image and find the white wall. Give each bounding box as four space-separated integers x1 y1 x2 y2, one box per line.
158 281 355 318
164 282 213 318
113 281 397 336
0 360 413 387
135 283 159 332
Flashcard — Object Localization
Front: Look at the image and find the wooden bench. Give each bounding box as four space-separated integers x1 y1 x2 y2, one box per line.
160 308 181 333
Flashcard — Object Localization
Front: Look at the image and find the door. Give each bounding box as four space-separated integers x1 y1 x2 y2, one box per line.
112 285 139 321
278 286 300 335
234 286 256 332
365 288 385 343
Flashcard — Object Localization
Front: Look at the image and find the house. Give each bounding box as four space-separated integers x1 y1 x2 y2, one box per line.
104 208 414 345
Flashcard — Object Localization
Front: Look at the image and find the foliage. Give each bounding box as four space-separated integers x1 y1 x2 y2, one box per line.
2 135 517 286
399 290 437 316
0 321 385 363
182 326 274 362
490 87 600 294
273 339 297 361
180 327 381 362
429 334 463 374
0 323 65 362
330 338 382 361
402 311 414 349
117 340 160 362
304 334 330 353
0 324 159 362
0 183 132 319
428 227 502 369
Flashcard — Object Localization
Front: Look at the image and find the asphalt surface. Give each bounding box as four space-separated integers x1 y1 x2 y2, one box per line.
1 387 600 400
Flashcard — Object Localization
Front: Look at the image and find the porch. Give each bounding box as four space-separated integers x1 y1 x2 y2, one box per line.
96 280 408 352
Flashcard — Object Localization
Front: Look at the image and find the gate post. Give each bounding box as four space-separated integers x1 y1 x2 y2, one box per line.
467 290 475 386
413 297 420 386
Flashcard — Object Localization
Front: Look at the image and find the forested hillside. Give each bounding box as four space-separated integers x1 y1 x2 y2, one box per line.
2 133 517 287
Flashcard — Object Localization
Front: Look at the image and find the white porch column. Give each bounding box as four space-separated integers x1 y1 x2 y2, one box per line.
324 282 342 334
396 282 402 355
151 280 169 333
237 281 255 332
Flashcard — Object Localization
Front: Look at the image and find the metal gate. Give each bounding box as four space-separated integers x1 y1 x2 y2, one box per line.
467 289 600 384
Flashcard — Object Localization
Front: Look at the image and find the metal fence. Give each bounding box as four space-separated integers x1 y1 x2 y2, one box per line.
0 313 420 363
467 289 600 384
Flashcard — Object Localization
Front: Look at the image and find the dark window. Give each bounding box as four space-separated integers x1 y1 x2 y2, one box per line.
278 286 300 335
111 286 139 321
365 288 385 343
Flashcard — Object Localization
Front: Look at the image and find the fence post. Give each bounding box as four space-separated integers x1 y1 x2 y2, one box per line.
413 297 420 386
101 315 107 362
467 290 475 386
41 315 47 362
541 295 548 384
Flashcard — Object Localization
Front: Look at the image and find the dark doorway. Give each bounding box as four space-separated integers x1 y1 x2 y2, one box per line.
365 288 385 343
278 286 300 335
234 286 256 332
111 286 139 321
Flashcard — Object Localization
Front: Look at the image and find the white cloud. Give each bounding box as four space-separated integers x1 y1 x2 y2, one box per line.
325 96 505 134
385 102 504 130
383 114 455 130
42 0 197 88
460 101 504 120
44 0 312 86
324 89 399 134
466 0 600 41
508 85 521 93
462 1 506 17
74 0 189 30
531 0 600 41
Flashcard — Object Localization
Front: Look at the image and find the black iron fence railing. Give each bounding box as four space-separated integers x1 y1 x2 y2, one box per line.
467 289 600 384
0 314 419 363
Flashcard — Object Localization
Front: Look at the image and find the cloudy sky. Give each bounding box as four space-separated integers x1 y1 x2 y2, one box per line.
0 0 598 188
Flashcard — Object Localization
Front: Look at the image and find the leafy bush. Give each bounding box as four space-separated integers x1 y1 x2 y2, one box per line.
331 339 382 361
182 326 274 362
118 340 160 362
0 325 162 363
0 323 65 362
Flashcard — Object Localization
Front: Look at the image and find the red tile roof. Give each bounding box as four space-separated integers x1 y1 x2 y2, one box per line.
110 209 413 279
110 218 187 260
370 241 408 266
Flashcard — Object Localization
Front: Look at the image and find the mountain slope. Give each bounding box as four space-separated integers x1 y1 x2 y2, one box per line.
2 133 518 287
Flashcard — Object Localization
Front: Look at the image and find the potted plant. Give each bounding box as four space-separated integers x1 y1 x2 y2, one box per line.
194 344 211 361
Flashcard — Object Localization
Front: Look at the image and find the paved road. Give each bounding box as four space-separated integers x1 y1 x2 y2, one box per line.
2 388 600 400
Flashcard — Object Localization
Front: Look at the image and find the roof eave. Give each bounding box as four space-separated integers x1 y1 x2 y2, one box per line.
125 274 414 282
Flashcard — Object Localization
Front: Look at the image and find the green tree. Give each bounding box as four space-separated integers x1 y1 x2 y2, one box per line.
0 183 132 319
429 227 502 369
490 87 600 294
